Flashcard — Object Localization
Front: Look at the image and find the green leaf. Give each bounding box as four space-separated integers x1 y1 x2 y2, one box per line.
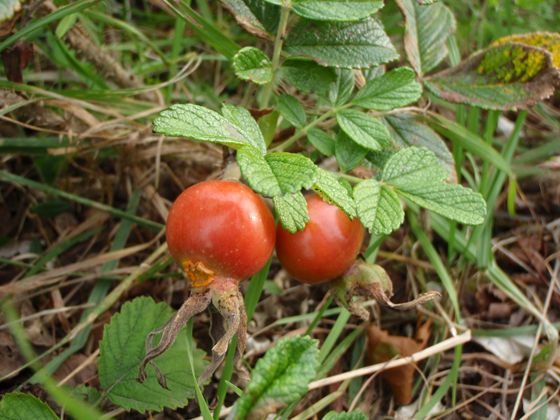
237 146 282 197
234 336 319 419
385 113 454 178
382 146 447 188
221 104 267 154
280 59 336 94
285 17 398 68
425 43 560 109
336 109 391 151
153 104 248 149
258 111 279 146
313 168 356 218
395 0 456 76
284 0 383 22
55 13 79 38
399 183 487 225
307 127 335 156
98 296 207 413
276 94 306 128
329 69 355 106
324 411 368 420
352 67 422 110
233 47 273 84
0 393 58 420
273 192 310 233
265 152 317 193
222 0 279 38
335 131 368 172
354 179 404 235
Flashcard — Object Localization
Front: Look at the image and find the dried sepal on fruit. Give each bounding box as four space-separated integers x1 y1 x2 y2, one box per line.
138 180 275 387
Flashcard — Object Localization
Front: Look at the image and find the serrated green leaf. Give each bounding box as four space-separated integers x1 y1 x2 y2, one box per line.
233 47 273 84
352 67 422 110
0 393 58 420
336 109 391 151
222 0 279 37
329 69 355 106
385 113 454 178
284 0 383 22
285 17 398 68
98 296 207 413
335 131 368 172
313 168 356 218
425 43 560 109
266 152 317 193
324 411 368 420
273 192 310 233
382 146 447 188
398 183 486 225
237 146 282 196
153 104 248 149
234 336 319 419
276 94 306 128
221 104 267 154
0 0 23 24
396 0 456 76
354 179 404 235
280 59 336 94
307 127 335 156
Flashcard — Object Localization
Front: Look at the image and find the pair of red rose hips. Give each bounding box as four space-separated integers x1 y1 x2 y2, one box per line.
166 179 365 286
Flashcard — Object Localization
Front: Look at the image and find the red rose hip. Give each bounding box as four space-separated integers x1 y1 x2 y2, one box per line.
276 194 365 284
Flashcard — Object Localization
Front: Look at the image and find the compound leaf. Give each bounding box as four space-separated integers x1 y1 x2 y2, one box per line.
273 192 310 233
222 104 267 154
425 43 560 109
396 0 456 76
352 67 422 111
233 46 272 84
266 152 317 193
234 336 319 419
336 109 391 151
354 179 404 235
0 393 58 420
285 17 398 68
98 296 207 413
313 168 356 218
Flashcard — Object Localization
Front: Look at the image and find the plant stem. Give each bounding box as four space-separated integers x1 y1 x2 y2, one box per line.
261 1 290 108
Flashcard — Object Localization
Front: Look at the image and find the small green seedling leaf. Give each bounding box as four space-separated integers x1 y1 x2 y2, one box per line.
237 146 283 197
385 113 454 178
285 17 398 68
352 67 422 111
280 59 336 94
276 94 306 128
335 131 368 172
425 43 560 109
329 69 355 106
233 46 273 84
222 104 267 154
0 392 58 420
265 152 317 193
234 336 319 419
268 0 383 22
98 296 207 413
153 104 249 149
354 179 404 235
273 192 310 233
313 168 357 218
396 0 456 76
324 410 368 420
336 109 392 151
307 127 335 157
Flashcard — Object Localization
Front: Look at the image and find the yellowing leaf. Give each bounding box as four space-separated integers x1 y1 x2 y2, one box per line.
491 32 560 69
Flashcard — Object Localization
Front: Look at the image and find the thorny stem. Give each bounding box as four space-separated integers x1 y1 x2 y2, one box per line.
261 1 290 108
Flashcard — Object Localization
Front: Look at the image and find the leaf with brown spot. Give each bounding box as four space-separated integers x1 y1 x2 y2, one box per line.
491 32 560 69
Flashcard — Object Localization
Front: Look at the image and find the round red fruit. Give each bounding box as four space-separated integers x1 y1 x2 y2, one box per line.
276 194 365 284
166 180 276 286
